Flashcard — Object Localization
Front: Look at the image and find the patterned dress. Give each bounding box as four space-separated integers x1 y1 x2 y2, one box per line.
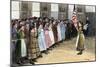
28 29 40 59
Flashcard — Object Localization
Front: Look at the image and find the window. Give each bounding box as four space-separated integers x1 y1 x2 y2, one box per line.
59 4 68 20
32 3 40 11
12 1 19 11
32 2 40 17
12 11 20 19
32 12 40 17
51 4 58 12
51 4 58 19
11 1 20 19
68 5 74 19
86 6 95 12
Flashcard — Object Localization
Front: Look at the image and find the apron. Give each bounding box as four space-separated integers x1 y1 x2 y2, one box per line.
21 39 27 57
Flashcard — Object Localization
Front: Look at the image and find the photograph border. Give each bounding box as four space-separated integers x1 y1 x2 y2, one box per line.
10 0 96 66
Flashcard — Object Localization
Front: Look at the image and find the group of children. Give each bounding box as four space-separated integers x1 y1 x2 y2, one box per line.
11 17 85 65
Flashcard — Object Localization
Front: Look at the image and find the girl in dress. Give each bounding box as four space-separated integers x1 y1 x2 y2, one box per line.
11 22 18 64
44 22 52 49
52 21 58 44
48 21 55 46
60 21 66 41
57 21 62 42
38 23 48 54
15 25 27 64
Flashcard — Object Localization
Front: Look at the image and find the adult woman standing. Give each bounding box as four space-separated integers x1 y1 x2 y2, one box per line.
76 21 85 55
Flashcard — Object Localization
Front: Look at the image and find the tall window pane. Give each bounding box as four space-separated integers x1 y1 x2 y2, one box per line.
12 1 20 19
51 4 58 12
12 11 19 19
51 4 58 19
32 2 40 17
32 12 40 17
32 3 40 11
12 1 19 11
86 6 95 12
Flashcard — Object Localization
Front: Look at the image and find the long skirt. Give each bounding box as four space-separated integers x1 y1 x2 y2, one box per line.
38 32 47 51
52 27 58 43
44 30 52 48
49 30 55 45
57 25 62 42
15 39 27 63
21 39 27 57
28 37 40 59
76 33 85 51
11 40 17 63
60 26 63 40
62 26 66 40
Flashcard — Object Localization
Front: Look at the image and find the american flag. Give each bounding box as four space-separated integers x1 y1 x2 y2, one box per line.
71 5 78 29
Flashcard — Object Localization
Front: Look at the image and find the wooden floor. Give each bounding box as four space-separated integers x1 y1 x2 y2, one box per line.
35 37 96 64
12 37 95 67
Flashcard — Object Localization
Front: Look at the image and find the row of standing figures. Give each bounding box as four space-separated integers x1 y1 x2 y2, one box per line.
11 20 86 65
